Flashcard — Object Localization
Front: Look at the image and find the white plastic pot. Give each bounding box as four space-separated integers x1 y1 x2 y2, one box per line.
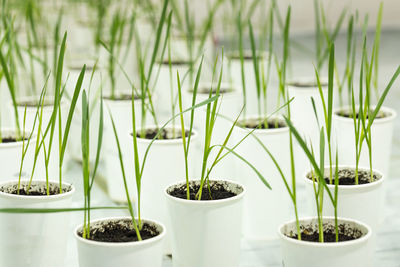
13 97 68 181
75 217 165 267
304 166 384 231
279 217 373 267
103 94 148 153
183 82 241 144
165 179 245 267
153 61 191 117
287 78 328 186
225 50 268 115
333 106 396 178
232 116 292 240
0 180 75 267
0 129 35 182
111 126 199 254
287 77 328 143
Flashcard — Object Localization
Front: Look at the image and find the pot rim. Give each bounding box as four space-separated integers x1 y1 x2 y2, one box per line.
303 165 384 190
164 179 245 206
74 217 166 247
15 95 67 109
225 49 269 61
102 91 148 103
333 105 397 124
278 216 372 247
131 125 199 145
0 180 75 200
234 114 289 135
0 128 36 148
287 76 328 91
185 82 240 96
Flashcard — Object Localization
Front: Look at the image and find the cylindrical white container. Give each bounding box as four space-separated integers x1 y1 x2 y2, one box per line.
304 166 384 232
232 116 292 240
225 50 268 115
75 217 165 267
153 61 191 117
287 77 328 186
333 106 396 179
123 126 199 254
14 97 68 181
165 180 244 267
279 217 372 267
0 129 35 182
0 180 75 267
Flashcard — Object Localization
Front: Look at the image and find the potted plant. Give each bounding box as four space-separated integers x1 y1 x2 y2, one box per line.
102 0 171 202
0 33 85 267
230 10 294 240
308 38 400 232
165 58 270 267
334 10 397 179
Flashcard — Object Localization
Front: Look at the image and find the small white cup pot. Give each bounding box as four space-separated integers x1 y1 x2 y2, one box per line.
0 129 35 182
232 116 292 240
0 180 75 267
165 179 245 267
131 126 199 254
304 166 384 232
153 60 191 117
333 106 396 179
224 50 268 116
103 92 148 153
14 97 68 181
74 217 166 267
279 217 373 267
287 77 328 185
183 82 242 144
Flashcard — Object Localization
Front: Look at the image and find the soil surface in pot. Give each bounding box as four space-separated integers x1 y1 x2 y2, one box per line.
288 81 328 88
290 223 363 242
160 59 191 66
0 183 71 196
240 118 286 129
17 99 54 107
190 87 233 94
307 168 380 185
0 136 28 143
79 220 159 242
103 94 142 101
136 128 190 140
335 110 387 119
169 182 237 200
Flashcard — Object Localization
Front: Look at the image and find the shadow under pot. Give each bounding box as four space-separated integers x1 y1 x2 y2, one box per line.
165 179 245 267
0 180 74 267
279 217 373 267
74 217 166 267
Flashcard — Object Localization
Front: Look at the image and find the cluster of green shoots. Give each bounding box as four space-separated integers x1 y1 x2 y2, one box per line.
2 32 86 196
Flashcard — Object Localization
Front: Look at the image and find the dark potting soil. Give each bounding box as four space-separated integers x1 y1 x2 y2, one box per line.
195 88 232 94
80 221 159 242
160 59 191 66
287 81 328 88
103 94 142 101
241 118 286 129
136 128 190 140
336 110 387 119
290 223 362 242
17 100 53 107
0 183 71 196
1 136 28 143
169 183 236 200
308 168 380 185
